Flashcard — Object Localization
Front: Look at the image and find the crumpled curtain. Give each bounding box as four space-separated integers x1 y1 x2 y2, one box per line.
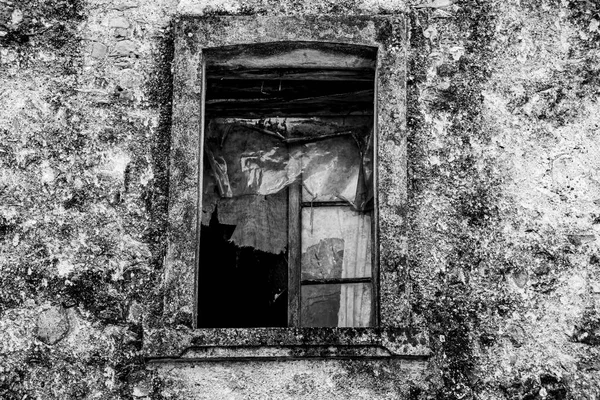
205 122 372 211
337 210 372 327
218 192 288 254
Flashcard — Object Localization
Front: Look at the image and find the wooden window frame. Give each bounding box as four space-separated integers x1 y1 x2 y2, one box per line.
198 42 379 327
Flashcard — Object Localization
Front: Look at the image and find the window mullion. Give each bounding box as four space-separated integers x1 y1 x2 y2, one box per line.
287 182 302 327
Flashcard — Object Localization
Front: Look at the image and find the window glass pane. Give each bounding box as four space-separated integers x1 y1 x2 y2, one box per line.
301 283 372 327
301 207 371 280
301 136 361 203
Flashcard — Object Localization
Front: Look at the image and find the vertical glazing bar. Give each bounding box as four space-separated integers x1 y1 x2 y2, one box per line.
372 50 380 327
193 56 207 329
288 183 301 327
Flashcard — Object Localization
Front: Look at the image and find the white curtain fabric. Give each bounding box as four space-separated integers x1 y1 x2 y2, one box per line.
338 210 372 327
301 207 372 327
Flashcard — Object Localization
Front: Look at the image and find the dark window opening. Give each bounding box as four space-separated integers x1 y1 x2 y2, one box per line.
198 42 377 328
199 209 288 327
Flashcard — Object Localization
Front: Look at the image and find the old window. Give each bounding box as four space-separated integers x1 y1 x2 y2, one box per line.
197 42 378 328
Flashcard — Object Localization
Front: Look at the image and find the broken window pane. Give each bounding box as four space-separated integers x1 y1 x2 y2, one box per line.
301 207 372 280
198 42 377 328
301 283 372 327
198 211 288 328
201 117 374 328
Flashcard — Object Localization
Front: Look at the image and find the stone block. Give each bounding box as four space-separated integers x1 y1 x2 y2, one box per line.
36 306 69 345
109 17 130 29
91 42 108 58
113 2 139 11
113 40 137 57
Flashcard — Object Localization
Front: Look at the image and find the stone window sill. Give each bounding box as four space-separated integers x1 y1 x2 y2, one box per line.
144 327 430 363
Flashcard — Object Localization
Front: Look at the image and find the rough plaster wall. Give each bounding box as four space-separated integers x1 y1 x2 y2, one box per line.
0 0 599 399
406 1 600 398
0 0 178 397
152 359 427 399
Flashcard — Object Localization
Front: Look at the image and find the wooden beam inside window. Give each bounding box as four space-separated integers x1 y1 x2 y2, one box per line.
204 41 377 72
207 68 375 81
205 89 374 118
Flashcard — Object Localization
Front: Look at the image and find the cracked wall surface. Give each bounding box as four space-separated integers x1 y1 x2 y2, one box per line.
0 0 599 399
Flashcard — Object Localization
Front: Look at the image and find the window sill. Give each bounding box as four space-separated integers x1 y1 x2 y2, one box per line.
144 327 430 362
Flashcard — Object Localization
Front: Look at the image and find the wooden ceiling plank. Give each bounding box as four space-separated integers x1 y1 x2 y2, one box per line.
205 42 377 71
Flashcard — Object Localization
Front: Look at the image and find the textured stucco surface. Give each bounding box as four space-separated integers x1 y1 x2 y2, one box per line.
1 0 599 399
151 358 428 399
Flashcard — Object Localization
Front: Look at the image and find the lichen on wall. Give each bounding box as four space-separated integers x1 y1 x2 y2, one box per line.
0 0 599 399
1 0 175 397
406 0 600 398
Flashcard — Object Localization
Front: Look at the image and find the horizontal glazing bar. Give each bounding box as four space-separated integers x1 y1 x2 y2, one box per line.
301 201 352 207
300 277 371 285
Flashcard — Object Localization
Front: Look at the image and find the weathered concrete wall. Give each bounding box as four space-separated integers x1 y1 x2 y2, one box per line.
1 0 599 399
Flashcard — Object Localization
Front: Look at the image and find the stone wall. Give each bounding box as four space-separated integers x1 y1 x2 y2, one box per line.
0 0 599 399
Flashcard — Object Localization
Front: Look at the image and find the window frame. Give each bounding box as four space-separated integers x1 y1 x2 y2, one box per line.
162 14 409 336
196 41 380 328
